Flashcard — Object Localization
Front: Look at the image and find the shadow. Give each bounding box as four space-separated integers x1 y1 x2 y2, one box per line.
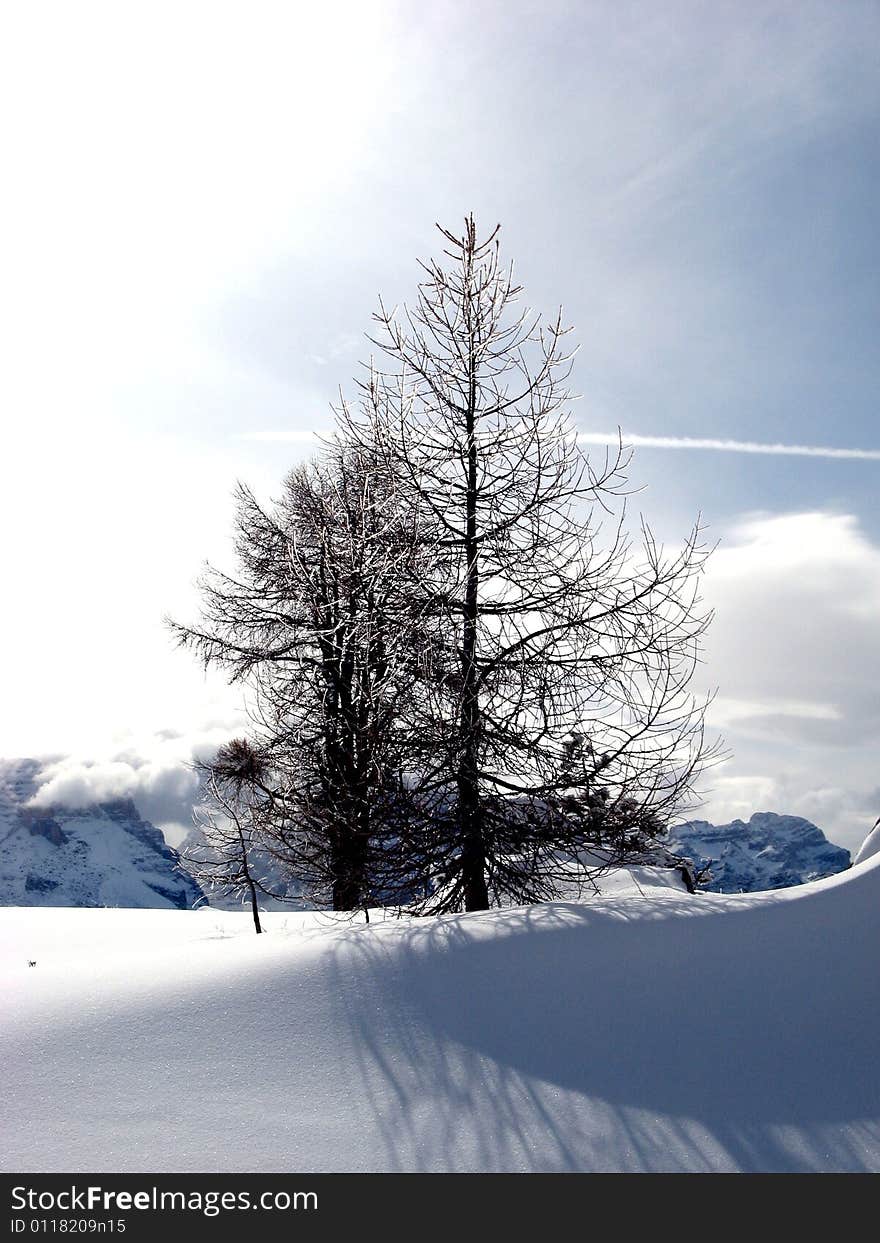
5 869 878 1172
323 871 880 1171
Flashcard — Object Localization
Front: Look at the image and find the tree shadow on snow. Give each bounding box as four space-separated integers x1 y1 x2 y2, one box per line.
325 877 880 1172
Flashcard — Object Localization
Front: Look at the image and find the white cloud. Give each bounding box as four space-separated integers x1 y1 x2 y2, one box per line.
27 722 248 845
708 697 842 728
694 511 880 854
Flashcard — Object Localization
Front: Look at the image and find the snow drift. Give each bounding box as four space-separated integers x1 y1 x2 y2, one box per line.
2 847 878 1172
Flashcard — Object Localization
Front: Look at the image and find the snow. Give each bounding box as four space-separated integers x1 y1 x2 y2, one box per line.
2 848 879 1173
854 823 880 865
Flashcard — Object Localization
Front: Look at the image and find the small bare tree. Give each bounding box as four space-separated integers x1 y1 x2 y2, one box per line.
337 216 719 911
181 739 277 934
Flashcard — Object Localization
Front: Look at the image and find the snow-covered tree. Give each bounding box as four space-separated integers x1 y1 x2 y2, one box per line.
172 444 430 912
336 216 718 911
174 216 718 916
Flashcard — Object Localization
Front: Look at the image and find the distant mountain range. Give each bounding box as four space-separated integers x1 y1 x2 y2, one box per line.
0 758 202 909
0 756 852 906
667 812 850 893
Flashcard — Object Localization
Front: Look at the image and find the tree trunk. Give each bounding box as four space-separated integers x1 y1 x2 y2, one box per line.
332 873 361 911
330 813 369 911
235 814 263 934
458 296 489 912
247 877 263 934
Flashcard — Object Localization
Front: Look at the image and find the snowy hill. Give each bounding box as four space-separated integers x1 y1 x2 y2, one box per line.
0 758 202 909
854 821 880 865
2 838 879 1172
667 811 850 892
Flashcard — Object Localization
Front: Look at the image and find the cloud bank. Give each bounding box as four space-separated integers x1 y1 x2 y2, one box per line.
695 510 880 853
27 723 246 845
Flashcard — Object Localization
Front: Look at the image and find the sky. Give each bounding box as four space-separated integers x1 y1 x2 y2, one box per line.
2 0 880 854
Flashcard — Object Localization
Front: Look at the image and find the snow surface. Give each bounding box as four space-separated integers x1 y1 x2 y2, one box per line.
854 823 880 865
2 850 879 1173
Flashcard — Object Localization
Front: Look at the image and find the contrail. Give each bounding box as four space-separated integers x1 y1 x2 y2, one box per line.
240 430 325 443
242 428 880 461
577 432 880 461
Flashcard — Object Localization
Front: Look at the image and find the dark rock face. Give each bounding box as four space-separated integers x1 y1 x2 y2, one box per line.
20 809 68 846
25 874 59 893
667 812 850 893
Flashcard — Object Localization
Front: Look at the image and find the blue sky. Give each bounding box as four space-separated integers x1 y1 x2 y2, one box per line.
3 0 880 852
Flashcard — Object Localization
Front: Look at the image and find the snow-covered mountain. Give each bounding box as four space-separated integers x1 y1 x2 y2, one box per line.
0 758 202 909
667 811 850 892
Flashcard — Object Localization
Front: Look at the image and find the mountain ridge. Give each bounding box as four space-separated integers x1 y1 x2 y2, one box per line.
668 810 850 892
0 758 202 909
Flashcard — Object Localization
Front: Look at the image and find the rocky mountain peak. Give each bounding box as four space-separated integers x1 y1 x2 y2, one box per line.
0 758 203 909
667 811 850 892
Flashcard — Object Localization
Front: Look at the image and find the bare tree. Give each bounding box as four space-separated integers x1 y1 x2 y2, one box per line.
170 443 430 912
173 216 719 917
336 215 719 912
181 739 277 934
